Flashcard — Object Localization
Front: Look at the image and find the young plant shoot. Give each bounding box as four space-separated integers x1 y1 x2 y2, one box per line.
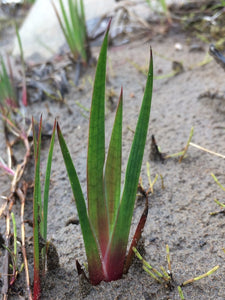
53 0 89 64
32 116 56 299
57 25 153 285
0 57 17 114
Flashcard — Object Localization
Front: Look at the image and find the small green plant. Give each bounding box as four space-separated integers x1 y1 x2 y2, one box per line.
0 57 17 115
15 24 27 107
53 0 90 64
133 245 219 299
0 25 27 116
32 116 56 299
57 25 153 284
3 213 24 287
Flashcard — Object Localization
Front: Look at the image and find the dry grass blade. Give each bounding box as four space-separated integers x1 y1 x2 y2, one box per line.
190 142 225 159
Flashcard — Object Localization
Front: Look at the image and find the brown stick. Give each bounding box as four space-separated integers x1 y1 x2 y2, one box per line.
123 196 149 274
16 184 33 300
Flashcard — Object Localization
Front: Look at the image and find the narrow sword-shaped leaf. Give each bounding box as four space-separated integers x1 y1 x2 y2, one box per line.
104 89 122 235
42 120 56 241
87 24 110 256
53 1 73 56
57 124 104 285
32 116 42 300
59 0 74 47
105 49 153 280
69 0 82 54
79 0 87 61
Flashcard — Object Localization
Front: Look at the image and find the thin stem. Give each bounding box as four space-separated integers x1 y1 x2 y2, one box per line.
178 286 185 300
211 173 225 192
166 244 171 272
179 127 194 163
17 185 32 300
190 142 225 159
2 211 10 298
181 266 219 286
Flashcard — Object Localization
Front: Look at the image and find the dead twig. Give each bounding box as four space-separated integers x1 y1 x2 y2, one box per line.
16 184 32 300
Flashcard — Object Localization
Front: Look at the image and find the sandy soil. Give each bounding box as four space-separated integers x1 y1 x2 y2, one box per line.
1 11 225 300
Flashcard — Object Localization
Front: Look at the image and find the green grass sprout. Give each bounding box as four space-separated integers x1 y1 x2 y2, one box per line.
146 161 158 194
181 265 219 286
213 198 225 209
53 0 90 64
211 173 225 192
32 116 56 299
210 173 225 215
165 127 194 161
133 246 168 284
0 57 17 115
3 213 24 287
133 245 219 299
15 24 27 107
0 25 27 116
177 285 185 300
57 24 153 284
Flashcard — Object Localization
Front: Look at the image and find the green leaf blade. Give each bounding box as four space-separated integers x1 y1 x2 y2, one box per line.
57 0 76 56
87 25 110 255
57 123 104 284
32 116 42 299
42 120 56 240
104 89 123 234
105 49 153 279
68 0 81 52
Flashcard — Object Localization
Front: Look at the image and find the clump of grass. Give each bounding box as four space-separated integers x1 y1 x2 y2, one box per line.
0 57 17 115
57 24 153 284
32 116 57 299
53 0 90 64
15 23 27 107
0 24 27 117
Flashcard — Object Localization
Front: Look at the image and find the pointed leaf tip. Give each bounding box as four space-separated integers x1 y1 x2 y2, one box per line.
150 46 153 60
106 18 112 33
120 86 123 97
53 119 57 131
56 122 61 134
